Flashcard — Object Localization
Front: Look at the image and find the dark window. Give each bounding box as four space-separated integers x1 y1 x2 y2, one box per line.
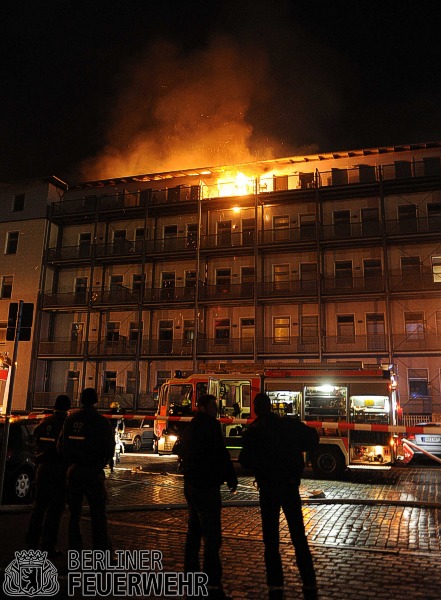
5 231 19 254
12 194 25 212
337 315 355 343
1 276 13 299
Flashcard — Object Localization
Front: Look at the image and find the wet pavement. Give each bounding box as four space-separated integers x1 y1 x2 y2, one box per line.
1 454 441 599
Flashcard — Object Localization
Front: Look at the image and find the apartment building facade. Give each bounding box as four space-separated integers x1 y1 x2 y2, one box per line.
0 176 67 410
20 142 441 417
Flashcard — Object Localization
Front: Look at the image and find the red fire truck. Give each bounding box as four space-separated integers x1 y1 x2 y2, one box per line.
155 363 404 477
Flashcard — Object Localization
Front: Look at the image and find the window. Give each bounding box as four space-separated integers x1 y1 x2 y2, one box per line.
337 315 355 343
78 232 92 257
110 275 123 298
103 371 117 394
214 318 230 343
408 369 429 399
432 256 441 283
427 202 441 231
216 269 231 293
135 228 145 252
405 312 424 340
129 322 142 346
112 230 127 254
217 221 232 246
274 264 290 291
300 315 318 345
273 215 290 241
12 194 25 212
0 321 7 344
401 256 421 286
398 204 417 233
241 267 255 283
164 225 178 251
74 277 87 297
183 320 195 344
132 273 144 293
106 322 120 343
156 370 172 391
240 318 254 352
436 311 441 335
5 231 19 254
300 263 317 291
273 317 290 343
70 322 84 342
158 320 173 353
335 260 353 287
366 313 385 350
185 270 196 288
161 272 175 300
299 214 315 240
1 276 13 299
361 207 380 236
187 223 198 248
242 218 256 245
364 259 382 290
126 371 137 395
333 210 351 237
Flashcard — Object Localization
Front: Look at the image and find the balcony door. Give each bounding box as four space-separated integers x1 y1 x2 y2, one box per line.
161 272 175 300
366 313 385 350
158 320 173 353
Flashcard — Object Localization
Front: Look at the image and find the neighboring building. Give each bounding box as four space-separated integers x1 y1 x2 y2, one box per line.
14 142 441 420
0 176 67 411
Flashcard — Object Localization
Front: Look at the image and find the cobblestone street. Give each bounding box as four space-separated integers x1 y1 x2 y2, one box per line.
1 454 441 599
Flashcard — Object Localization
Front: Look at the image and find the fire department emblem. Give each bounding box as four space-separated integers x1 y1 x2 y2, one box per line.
2 550 59 597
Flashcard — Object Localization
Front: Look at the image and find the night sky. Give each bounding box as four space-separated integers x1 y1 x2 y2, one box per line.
2 1 441 183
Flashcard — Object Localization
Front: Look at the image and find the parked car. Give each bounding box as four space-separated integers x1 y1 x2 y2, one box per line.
0 417 39 503
407 423 441 459
120 417 155 452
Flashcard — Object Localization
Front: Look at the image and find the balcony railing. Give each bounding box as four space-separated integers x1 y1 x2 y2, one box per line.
386 216 441 235
257 337 319 354
322 275 385 295
324 335 388 353
258 280 317 298
196 338 254 354
198 283 254 301
388 270 441 292
391 333 441 352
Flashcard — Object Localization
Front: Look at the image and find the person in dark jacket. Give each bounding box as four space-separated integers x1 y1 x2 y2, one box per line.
239 393 319 600
58 387 115 551
26 394 71 557
176 393 237 600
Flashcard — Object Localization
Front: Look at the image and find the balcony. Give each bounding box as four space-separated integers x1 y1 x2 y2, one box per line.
386 216 441 236
257 337 319 355
258 280 317 299
143 287 196 303
198 283 254 302
322 275 385 295
259 228 316 245
321 221 383 241
388 270 441 293
323 335 388 354
88 337 137 356
197 338 254 355
392 333 441 353
42 291 89 308
140 339 194 356
38 340 86 356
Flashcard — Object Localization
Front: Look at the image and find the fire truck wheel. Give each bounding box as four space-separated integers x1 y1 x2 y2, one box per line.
311 446 345 479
